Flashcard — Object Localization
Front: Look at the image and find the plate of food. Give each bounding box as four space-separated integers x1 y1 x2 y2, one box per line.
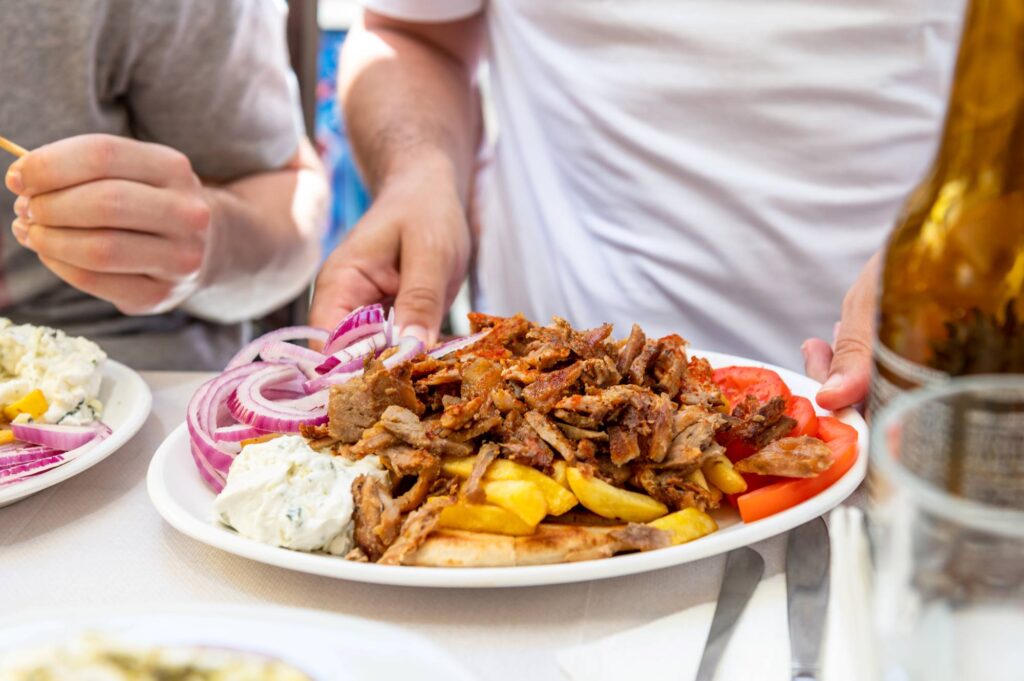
147 307 866 587
0 318 152 507
0 604 476 680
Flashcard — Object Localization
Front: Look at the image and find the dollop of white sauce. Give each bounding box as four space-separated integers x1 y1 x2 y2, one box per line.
0 318 106 425
214 436 387 555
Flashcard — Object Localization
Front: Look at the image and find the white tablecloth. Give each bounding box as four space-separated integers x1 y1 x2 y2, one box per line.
2 372 800 681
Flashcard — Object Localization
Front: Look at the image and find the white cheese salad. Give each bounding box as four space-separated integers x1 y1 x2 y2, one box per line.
215 436 387 555
0 318 106 426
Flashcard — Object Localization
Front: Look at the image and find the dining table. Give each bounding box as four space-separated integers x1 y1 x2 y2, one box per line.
1 371 846 681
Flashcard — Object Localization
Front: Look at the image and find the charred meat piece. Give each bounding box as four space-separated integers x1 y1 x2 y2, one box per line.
610 523 672 552
417 366 462 387
633 467 718 512
655 405 725 469
440 395 485 430
627 339 659 386
446 409 503 443
678 356 725 408
617 324 646 375
491 386 525 413
580 355 621 388
500 411 555 470
579 458 633 487
644 393 675 462
377 496 455 566
352 475 402 562
410 357 451 378
524 410 577 463
735 436 833 478
464 442 501 503
521 361 587 413
463 313 532 357
378 405 473 457
327 359 424 444
501 360 541 385
556 423 608 441
652 334 689 399
722 396 797 450
376 445 441 512
608 426 641 465
523 324 572 370
461 358 504 399
350 423 400 457
552 317 614 360
612 389 675 463
553 384 641 423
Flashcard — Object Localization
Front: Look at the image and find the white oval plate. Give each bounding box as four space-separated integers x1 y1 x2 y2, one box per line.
147 351 867 588
0 604 477 681
0 360 152 508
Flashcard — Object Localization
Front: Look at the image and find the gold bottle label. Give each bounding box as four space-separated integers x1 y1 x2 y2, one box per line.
871 339 1024 509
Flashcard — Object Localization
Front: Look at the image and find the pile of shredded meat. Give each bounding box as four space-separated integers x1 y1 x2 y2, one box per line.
302 313 833 564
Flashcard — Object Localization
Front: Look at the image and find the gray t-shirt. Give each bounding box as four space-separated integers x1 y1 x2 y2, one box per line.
0 0 303 370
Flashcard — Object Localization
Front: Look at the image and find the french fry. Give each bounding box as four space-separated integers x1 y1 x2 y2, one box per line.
0 430 14 445
442 456 476 478
438 502 536 536
550 460 570 489
566 467 668 523
3 389 48 422
649 508 718 545
444 456 579 516
688 468 709 489
702 454 748 495
481 480 548 526
687 467 722 506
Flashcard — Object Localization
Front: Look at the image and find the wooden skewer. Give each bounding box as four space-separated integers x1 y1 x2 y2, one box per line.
0 136 28 158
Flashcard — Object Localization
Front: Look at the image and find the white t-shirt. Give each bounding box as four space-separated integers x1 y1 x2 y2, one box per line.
361 0 966 370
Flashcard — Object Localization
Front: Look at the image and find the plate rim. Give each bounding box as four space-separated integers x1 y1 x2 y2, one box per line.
147 350 867 588
0 360 153 506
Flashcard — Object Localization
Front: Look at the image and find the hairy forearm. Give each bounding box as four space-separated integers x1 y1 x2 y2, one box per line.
184 138 328 322
340 14 482 205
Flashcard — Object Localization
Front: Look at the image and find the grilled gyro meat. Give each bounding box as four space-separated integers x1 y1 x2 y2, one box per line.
735 435 832 478
317 313 827 564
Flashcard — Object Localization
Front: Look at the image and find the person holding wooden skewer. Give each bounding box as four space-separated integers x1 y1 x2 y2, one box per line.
0 0 327 370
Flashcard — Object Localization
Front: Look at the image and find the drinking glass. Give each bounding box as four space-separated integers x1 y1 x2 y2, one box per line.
869 376 1024 681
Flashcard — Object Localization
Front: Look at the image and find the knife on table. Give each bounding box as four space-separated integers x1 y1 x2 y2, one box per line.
694 547 765 681
786 517 831 681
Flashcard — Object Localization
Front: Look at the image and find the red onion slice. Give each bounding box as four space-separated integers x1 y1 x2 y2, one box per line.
225 326 328 370
10 422 107 452
187 363 267 485
0 453 67 485
190 440 226 493
302 368 363 394
0 445 62 469
323 305 385 355
228 365 328 433
383 336 426 369
314 331 387 375
213 423 268 443
258 340 326 369
426 330 491 359
303 335 425 393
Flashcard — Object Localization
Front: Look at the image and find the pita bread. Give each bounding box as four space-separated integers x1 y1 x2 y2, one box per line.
402 523 625 567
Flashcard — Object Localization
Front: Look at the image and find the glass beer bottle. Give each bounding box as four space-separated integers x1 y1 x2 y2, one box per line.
869 0 1024 507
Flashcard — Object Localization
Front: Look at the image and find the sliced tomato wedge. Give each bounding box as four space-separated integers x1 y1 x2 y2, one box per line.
735 416 859 523
816 415 857 442
712 366 792 408
785 396 818 438
725 472 780 507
